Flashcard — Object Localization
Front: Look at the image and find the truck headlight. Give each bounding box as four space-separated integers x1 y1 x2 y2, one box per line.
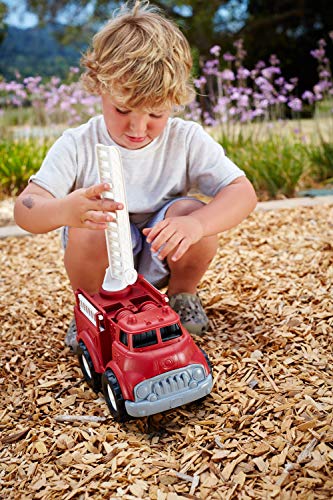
136 382 150 400
192 366 205 381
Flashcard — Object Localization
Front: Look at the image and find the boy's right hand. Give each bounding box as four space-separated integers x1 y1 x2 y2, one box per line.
63 183 123 229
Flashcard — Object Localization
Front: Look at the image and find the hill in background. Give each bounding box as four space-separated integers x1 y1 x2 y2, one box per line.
0 24 87 80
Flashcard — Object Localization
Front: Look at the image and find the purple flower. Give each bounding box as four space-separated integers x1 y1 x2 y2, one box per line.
310 48 325 61
275 77 285 86
262 67 281 79
255 61 266 70
210 45 221 56
284 83 295 92
203 59 219 75
269 54 280 66
223 52 235 62
237 67 250 79
302 91 315 103
194 76 207 89
238 95 249 107
220 69 235 81
319 70 331 79
288 98 302 111
251 109 265 118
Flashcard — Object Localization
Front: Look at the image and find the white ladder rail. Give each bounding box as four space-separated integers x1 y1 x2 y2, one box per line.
96 144 138 291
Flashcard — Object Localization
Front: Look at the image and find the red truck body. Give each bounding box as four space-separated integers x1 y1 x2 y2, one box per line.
74 274 212 420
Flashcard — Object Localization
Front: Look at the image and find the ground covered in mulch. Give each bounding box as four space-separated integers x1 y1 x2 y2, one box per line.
1 204 332 499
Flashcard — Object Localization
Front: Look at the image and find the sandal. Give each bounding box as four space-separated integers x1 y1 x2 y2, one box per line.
169 293 209 335
64 317 78 354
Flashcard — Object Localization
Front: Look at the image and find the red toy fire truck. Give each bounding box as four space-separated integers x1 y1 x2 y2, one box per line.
74 145 213 422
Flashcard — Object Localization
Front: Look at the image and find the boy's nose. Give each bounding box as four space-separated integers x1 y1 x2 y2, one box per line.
129 115 147 136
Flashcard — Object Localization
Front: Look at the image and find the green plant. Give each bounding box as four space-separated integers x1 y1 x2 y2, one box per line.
0 138 53 196
219 133 310 199
306 141 333 183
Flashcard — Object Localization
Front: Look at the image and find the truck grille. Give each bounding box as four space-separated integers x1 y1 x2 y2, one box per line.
134 364 206 402
152 370 191 397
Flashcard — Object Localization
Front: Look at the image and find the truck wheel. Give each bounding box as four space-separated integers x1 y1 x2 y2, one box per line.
192 348 213 407
78 341 101 393
102 369 129 422
200 347 213 375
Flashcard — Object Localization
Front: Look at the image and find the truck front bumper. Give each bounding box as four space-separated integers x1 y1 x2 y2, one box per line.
125 374 213 417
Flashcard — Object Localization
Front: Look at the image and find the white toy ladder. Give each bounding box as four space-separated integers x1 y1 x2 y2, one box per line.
96 144 138 291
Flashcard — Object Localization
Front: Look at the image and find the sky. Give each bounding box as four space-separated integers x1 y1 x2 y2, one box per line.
3 0 38 28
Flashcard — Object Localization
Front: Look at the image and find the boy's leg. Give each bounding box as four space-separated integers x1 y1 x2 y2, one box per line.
63 224 142 295
164 199 218 297
162 198 218 335
64 227 108 294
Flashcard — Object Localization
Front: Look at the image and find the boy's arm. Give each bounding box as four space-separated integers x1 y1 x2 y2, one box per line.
14 182 123 234
143 176 257 261
188 176 257 235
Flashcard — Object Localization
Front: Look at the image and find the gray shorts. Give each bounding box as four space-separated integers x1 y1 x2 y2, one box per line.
61 197 202 289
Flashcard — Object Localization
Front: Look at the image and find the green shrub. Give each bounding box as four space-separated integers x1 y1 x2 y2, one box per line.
0 137 53 196
219 133 310 199
306 141 333 183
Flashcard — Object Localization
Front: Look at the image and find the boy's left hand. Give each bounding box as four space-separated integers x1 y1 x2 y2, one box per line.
142 215 204 262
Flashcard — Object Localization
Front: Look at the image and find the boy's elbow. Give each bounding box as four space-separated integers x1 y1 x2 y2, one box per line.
239 177 257 214
14 197 38 233
248 182 258 212
14 198 28 231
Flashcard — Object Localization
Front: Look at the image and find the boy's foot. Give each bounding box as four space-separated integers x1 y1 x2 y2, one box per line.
169 293 209 335
65 317 78 354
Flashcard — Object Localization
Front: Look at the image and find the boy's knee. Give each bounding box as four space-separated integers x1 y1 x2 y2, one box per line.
66 227 107 257
198 234 219 261
165 198 204 218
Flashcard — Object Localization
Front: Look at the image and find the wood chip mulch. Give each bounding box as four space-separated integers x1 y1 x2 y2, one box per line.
1 204 332 500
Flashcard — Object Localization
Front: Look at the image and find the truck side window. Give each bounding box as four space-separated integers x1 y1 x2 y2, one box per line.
160 323 182 342
133 330 157 348
120 330 128 347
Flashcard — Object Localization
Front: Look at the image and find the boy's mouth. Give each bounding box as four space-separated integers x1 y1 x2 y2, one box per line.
126 135 147 143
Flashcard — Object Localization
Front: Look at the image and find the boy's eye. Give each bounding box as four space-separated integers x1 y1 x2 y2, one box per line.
115 107 130 115
149 113 164 119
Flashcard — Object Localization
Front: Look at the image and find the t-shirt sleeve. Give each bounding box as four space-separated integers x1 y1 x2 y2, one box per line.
29 132 78 198
187 123 245 197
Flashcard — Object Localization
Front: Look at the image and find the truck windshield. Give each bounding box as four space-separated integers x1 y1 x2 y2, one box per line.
132 329 157 348
160 323 182 341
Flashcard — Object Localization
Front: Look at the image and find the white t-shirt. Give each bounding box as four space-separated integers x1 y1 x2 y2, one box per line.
30 115 245 224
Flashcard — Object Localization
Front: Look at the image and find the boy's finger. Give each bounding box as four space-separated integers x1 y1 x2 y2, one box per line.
83 219 108 230
85 183 111 199
84 210 115 224
95 198 123 211
144 220 167 243
151 227 176 252
171 239 190 262
157 234 182 260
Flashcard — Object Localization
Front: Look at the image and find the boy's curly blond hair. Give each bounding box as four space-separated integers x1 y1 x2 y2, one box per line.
81 0 194 110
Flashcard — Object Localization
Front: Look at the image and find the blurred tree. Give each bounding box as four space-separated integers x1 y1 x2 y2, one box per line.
0 1 8 44
242 0 333 90
24 0 243 52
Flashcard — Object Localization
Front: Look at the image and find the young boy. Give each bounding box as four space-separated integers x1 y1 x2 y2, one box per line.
14 1 257 349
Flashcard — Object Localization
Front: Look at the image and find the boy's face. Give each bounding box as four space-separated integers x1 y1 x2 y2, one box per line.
101 94 170 150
